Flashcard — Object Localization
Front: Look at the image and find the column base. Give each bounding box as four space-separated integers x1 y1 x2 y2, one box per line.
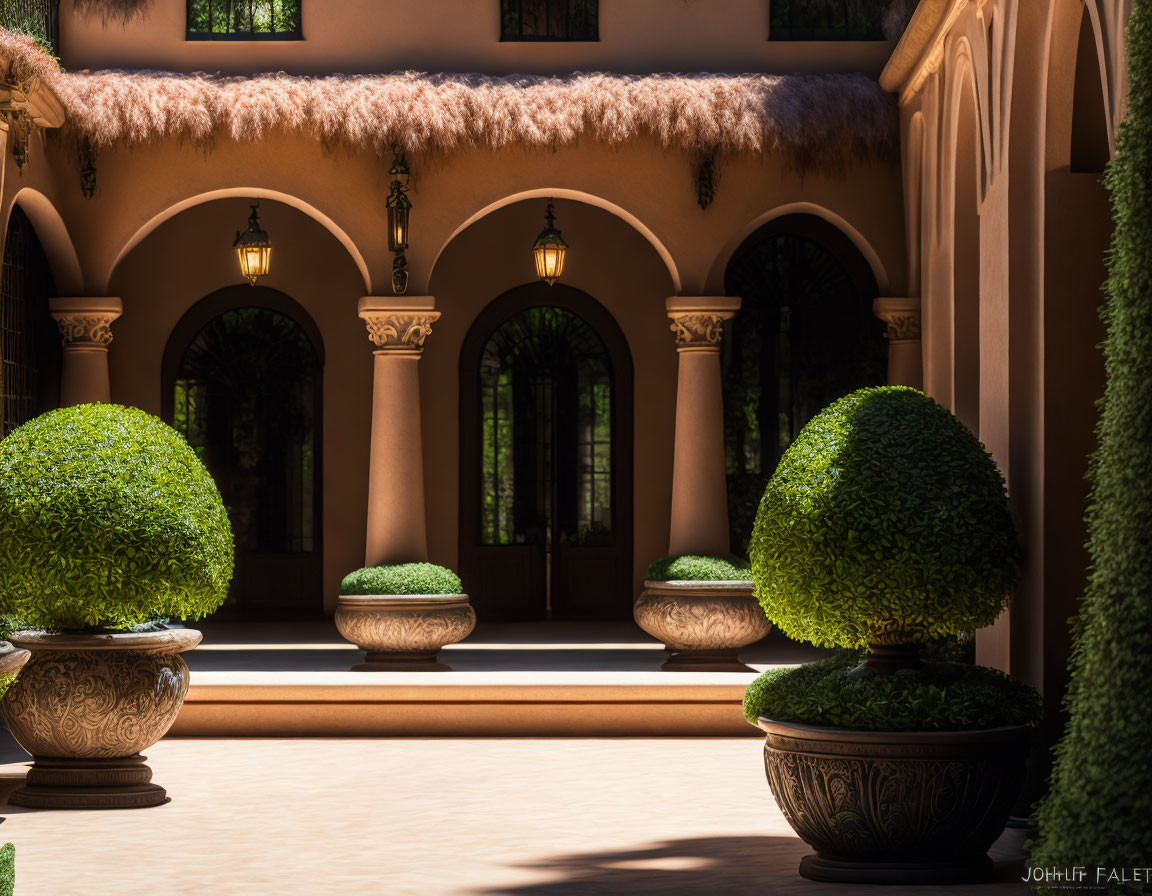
8 755 169 809
799 853 994 885
662 649 756 673
353 652 452 672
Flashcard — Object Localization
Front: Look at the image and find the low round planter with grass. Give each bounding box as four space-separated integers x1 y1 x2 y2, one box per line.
336 563 475 671
0 405 233 809
746 387 1039 884
634 555 770 672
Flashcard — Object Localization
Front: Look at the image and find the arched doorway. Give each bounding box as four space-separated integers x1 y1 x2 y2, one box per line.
722 214 885 553
1 206 61 435
460 283 634 621
162 287 323 619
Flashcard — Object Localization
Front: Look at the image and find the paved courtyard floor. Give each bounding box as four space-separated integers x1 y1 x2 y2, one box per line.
0 737 1029 896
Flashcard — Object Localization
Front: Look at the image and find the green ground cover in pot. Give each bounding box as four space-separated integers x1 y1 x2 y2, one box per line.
341 563 462 596
743 651 1042 732
750 386 1021 649
0 404 234 630
1031 4 1152 886
0 670 17 701
0 842 12 896
645 554 750 581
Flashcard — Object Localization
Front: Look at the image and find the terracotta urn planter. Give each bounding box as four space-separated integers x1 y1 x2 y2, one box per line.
335 594 476 671
1 628 201 809
758 718 1031 884
634 580 771 671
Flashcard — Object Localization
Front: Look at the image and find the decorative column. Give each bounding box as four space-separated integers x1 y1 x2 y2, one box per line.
873 297 923 389
358 296 440 568
49 297 122 406
666 296 741 557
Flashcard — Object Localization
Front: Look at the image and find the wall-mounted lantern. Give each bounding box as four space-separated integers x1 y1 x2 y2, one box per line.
387 151 412 295
233 201 271 285
533 200 567 286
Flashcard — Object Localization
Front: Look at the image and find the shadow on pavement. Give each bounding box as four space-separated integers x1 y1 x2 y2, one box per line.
480 833 1030 895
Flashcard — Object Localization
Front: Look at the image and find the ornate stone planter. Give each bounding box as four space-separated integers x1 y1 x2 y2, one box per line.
335 594 476 671
634 580 771 671
1 628 201 809
758 718 1031 884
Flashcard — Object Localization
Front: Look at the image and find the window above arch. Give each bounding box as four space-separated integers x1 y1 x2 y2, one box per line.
186 0 302 41
500 0 598 41
768 0 885 40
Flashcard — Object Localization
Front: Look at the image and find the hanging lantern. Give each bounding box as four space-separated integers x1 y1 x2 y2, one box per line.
533 200 567 286
233 202 271 286
387 151 412 295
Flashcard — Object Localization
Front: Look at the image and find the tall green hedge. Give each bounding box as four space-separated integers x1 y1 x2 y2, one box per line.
1030 4 1152 888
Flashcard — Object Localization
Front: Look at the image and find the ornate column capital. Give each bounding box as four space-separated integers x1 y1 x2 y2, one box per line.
357 296 439 353
666 296 741 352
872 297 922 343
49 297 122 349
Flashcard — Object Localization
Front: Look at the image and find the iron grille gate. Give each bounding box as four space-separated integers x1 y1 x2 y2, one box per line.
500 0 597 41
0 206 58 437
186 0 302 39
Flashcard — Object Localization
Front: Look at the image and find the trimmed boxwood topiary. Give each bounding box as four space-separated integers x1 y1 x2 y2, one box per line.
743 651 1042 732
0 404 234 631
645 554 751 582
749 386 1021 650
341 563 462 596
1030 3 1152 884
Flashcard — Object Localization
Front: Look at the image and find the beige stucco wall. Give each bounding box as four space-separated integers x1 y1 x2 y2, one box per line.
59 0 893 76
0 118 902 616
105 199 370 616
883 0 1127 801
427 198 676 604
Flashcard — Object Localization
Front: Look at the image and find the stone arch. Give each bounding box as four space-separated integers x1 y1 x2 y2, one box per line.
3 188 84 295
705 201 890 296
1070 2 1114 172
429 188 681 294
103 188 372 294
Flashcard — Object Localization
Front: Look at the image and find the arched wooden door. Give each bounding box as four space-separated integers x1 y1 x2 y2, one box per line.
162 287 323 619
722 214 886 554
1 206 60 435
460 284 633 621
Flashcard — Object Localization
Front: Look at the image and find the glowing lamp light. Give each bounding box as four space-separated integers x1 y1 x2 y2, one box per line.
233 202 271 286
386 155 412 253
533 200 567 286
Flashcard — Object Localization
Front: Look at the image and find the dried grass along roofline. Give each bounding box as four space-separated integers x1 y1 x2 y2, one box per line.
1 27 898 175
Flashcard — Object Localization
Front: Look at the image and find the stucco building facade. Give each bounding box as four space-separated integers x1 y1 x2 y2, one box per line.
0 0 1128 784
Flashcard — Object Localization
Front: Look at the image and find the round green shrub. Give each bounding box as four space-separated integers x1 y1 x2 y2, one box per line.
341 563 462 596
0 404 234 630
743 652 1042 732
645 554 750 582
749 386 1021 649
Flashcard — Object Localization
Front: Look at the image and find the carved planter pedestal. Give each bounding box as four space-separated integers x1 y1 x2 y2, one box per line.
758 718 1031 884
634 580 771 672
1 629 201 809
335 594 476 671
